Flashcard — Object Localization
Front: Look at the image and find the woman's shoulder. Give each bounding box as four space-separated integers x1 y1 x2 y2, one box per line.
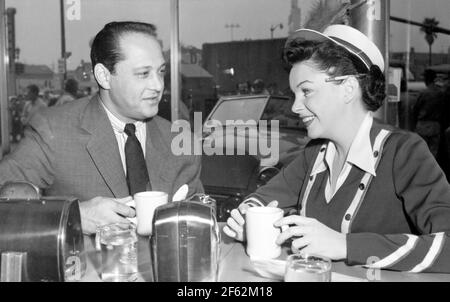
371 119 426 150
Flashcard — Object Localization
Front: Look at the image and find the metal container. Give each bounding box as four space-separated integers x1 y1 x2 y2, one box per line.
0 196 86 282
150 195 220 282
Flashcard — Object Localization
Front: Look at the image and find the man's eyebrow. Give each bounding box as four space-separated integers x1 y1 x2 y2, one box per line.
296 80 312 88
133 63 166 71
133 66 151 71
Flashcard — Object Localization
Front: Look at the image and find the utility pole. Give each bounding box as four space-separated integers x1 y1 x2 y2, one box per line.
6 8 16 97
170 0 180 122
225 24 240 41
349 0 390 124
0 0 10 155
60 0 67 90
270 23 283 39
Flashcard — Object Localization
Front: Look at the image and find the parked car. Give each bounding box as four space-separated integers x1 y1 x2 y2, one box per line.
200 94 310 221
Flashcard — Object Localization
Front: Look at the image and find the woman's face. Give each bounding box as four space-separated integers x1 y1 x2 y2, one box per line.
289 61 346 140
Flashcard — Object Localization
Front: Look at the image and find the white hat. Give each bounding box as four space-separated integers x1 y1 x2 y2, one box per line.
288 24 385 72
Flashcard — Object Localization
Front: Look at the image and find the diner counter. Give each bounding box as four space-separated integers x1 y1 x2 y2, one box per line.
81 225 450 282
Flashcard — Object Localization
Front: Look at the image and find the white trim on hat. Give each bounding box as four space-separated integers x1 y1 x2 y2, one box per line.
288 25 385 72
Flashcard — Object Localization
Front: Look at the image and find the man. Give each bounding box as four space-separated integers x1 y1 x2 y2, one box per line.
0 21 203 234
21 84 47 125
54 78 79 106
412 69 445 157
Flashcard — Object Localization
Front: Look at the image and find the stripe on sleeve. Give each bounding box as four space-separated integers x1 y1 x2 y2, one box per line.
243 197 265 207
365 234 419 269
408 232 445 273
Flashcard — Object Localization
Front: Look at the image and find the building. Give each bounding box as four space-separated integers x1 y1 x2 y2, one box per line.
160 62 215 121
161 46 216 120
15 64 57 95
202 38 289 96
391 47 450 80
181 63 215 117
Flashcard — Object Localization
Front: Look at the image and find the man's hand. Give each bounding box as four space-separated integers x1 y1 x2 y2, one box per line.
275 215 347 260
223 200 278 242
79 196 136 235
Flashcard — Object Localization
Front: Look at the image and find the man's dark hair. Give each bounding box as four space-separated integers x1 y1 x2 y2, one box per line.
90 21 157 74
65 78 79 97
27 84 39 97
423 69 437 86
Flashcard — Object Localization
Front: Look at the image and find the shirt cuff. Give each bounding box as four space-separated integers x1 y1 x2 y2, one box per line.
242 197 265 207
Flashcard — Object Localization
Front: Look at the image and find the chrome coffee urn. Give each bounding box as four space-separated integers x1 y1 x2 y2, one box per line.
0 181 86 282
151 194 220 282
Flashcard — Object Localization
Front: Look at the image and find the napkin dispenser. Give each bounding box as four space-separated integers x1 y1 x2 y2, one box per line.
150 195 220 282
0 182 85 282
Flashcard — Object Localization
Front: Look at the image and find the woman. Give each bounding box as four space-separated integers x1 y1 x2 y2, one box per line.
224 25 450 273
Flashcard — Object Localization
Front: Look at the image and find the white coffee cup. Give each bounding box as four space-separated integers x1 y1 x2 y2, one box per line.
127 191 168 236
245 207 285 259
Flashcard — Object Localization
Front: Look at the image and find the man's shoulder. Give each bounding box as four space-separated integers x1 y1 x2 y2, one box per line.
31 96 91 126
151 115 172 128
150 115 195 140
36 97 47 107
149 116 173 140
57 93 75 104
148 116 200 162
419 86 444 98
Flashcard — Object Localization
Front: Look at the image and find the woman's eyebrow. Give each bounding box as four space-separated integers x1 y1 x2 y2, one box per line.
296 80 312 88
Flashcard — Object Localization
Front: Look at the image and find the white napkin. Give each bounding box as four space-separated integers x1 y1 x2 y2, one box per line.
251 258 285 280
251 258 367 282
172 184 189 202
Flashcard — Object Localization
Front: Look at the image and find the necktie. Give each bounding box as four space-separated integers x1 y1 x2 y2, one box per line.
124 123 150 195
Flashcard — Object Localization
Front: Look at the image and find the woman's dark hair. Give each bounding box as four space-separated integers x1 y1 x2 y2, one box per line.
282 38 386 111
90 21 157 74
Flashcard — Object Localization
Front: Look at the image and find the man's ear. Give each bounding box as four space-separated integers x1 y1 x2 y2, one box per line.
94 63 112 90
343 76 360 104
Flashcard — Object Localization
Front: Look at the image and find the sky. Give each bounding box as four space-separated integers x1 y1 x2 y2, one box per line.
6 0 450 71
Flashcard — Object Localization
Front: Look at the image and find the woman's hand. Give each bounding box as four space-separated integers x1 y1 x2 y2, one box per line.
274 215 347 260
223 200 278 242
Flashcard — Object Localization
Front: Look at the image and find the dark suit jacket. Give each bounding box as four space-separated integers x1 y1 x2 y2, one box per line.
0 95 203 202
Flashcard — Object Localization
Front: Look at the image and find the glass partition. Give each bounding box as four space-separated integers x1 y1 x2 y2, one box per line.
1 0 449 166
390 0 450 180
4 0 170 146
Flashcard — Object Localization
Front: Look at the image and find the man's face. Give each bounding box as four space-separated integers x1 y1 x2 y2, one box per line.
107 33 166 122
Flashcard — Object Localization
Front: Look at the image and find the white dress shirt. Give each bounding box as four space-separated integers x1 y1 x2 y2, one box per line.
100 101 147 175
310 112 376 203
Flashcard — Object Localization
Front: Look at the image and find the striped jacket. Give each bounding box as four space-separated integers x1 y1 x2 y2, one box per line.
247 119 450 273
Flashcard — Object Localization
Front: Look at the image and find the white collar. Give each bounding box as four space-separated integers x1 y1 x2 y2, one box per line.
311 112 376 177
100 100 145 134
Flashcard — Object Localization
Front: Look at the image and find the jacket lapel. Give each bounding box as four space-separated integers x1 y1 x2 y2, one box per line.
81 95 129 198
145 118 176 196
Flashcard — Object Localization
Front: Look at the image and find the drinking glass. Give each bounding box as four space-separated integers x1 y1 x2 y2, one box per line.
284 253 332 282
97 223 138 282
